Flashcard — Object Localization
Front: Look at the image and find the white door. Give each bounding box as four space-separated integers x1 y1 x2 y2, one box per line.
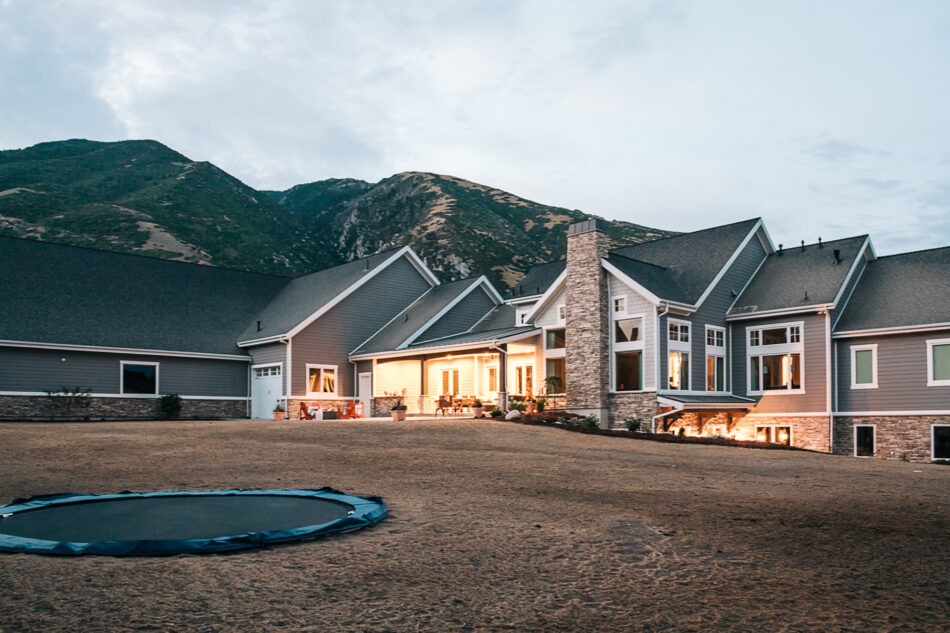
358 373 372 415
251 365 283 419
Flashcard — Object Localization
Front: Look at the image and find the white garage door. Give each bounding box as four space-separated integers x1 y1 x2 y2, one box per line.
251 365 283 419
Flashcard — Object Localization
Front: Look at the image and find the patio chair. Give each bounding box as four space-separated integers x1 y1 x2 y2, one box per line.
354 401 365 418
436 396 452 417
298 402 315 420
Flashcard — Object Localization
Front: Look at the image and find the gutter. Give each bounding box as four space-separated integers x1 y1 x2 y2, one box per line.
652 403 683 433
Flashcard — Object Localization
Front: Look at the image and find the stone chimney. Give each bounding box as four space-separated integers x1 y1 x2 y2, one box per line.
565 219 610 426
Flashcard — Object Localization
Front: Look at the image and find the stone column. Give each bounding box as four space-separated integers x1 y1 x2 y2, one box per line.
565 219 611 427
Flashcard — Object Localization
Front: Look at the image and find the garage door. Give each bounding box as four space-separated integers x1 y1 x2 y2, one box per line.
251 365 283 419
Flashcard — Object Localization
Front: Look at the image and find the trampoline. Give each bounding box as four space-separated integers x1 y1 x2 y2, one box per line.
0 488 387 556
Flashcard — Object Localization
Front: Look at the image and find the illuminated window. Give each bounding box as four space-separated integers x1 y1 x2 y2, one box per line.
747 322 804 393
487 366 498 392
441 368 460 395
705 326 726 391
668 351 689 390
307 365 337 395
756 425 791 446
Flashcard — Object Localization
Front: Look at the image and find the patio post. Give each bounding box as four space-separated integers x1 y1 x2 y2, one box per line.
496 345 508 411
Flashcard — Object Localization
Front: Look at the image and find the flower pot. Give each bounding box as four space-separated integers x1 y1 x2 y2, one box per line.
273 411 286 421
391 409 407 421
525 403 537 414
472 407 484 417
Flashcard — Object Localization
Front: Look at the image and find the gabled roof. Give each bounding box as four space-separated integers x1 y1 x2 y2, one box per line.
834 245 950 333
609 218 763 305
506 260 565 300
728 236 869 317
470 303 516 331
409 326 538 350
350 277 493 355
604 253 689 304
0 235 287 356
239 246 437 344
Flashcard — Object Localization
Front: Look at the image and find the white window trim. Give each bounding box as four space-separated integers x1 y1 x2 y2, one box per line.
755 424 793 446
120 360 159 395
850 344 878 389
305 363 339 397
705 325 727 393
512 363 535 396
926 338 950 386
557 304 566 323
543 326 566 358
438 367 461 396
612 296 627 316
611 312 647 393
668 349 691 391
516 307 531 326
853 424 876 458
667 318 691 351
746 321 805 395
486 364 499 394
932 424 950 461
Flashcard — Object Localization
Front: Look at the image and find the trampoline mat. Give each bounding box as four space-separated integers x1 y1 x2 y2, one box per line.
0 494 353 542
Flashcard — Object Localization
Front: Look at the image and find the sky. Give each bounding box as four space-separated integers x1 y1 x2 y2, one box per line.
2 0 949 254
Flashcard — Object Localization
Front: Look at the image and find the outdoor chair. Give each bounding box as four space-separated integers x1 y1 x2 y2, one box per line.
298 402 315 420
436 396 452 416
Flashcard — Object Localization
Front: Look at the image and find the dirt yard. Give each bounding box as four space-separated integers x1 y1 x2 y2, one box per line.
0 419 947 632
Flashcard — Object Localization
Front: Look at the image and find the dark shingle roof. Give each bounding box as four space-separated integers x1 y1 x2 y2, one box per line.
470 304 516 331
507 260 565 299
0 236 287 355
729 236 868 316
609 218 760 305
350 277 483 355
239 248 412 342
605 253 689 303
408 326 538 350
661 394 755 404
834 246 950 332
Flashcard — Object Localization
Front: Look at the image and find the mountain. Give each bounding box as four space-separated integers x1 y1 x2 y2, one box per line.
0 139 672 287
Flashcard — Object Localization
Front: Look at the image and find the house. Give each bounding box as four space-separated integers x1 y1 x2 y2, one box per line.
1 217 948 462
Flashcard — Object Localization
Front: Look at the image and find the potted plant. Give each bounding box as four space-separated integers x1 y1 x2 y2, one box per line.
391 402 407 421
524 398 537 414
273 402 286 421
472 400 484 417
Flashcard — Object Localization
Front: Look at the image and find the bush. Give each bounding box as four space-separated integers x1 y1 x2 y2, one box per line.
624 417 643 432
391 403 407 411
489 408 504 418
159 393 182 419
509 402 526 412
535 397 546 413
580 415 599 430
473 400 483 408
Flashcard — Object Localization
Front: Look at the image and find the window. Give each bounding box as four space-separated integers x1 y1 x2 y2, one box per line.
487 366 498 392
669 351 689 390
545 358 566 393
254 366 281 378
854 425 875 457
517 308 530 325
669 321 690 343
705 326 726 392
933 425 950 460
441 368 460 395
756 426 791 446
927 339 950 386
613 297 626 315
545 328 566 349
614 318 643 343
747 322 804 394
121 361 158 394
850 345 877 389
514 365 534 396
307 365 337 395
557 304 566 321
615 351 642 391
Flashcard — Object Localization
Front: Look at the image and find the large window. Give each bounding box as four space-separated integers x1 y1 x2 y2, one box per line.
747 322 804 394
441 368 460 395
667 320 691 390
756 425 792 446
545 358 566 393
121 361 158 394
851 344 877 389
514 365 534 396
487 366 498 392
705 326 726 392
307 365 337 395
933 425 950 460
546 328 566 349
927 339 950 386
613 313 645 392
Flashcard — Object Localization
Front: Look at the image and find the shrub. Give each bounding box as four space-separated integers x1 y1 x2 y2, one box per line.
624 417 643 432
544 375 564 394
273 402 285 413
509 402 526 412
473 400 483 408
489 408 504 418
45 386 91 419
391 403 407 411
580 415 599 430
159 393 182 419
535 397 546 413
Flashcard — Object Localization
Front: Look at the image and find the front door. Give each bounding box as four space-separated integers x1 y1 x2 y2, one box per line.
358 373 372 415
251 365 282 419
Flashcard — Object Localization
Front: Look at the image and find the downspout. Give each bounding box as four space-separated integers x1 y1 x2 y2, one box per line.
280 337 291 412
825 311 833 453
655 302 670 393
652 403 682 434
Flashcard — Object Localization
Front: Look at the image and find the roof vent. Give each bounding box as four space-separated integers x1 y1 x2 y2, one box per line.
256 320 262 332
818 237 823 248
536 286 540 294
778 244 784 256
800 240 805 252
833 249 841 264
803 291 809 301
364 259 369 270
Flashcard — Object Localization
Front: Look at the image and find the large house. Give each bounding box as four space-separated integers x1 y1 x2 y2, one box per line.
2 217 948 462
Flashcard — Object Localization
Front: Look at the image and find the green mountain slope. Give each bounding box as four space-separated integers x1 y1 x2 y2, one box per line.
0 139 672 287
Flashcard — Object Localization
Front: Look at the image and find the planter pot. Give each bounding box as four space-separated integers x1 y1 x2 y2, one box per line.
273 411 286 421
472 407 484 417
525 403 537 414
391 410 407 421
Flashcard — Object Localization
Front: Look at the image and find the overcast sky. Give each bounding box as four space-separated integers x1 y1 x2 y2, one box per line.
2 0 949 254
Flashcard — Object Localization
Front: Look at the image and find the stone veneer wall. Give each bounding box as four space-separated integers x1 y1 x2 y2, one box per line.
286 398 359 420
607 393 658 428
0 395 246 421
564 223 610 419
657 411 832 453
543 395 567 410
371 397 404 418
834 415 950 463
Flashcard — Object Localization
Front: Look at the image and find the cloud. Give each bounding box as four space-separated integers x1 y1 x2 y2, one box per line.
806 138 890 164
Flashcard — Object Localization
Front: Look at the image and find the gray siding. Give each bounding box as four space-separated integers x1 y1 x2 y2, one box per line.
731 312 829 413
290 255 431 397
836 329 950 412
0 347 249 397
248 342 287 393
416 286 496 342
830 255 868 327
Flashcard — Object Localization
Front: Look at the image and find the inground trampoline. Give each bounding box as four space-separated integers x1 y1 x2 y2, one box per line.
0 488 387 556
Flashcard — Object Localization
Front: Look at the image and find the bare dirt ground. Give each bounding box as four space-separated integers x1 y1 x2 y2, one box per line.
0 419 947 633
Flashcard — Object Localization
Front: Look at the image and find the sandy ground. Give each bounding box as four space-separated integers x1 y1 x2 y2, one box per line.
0 419 947 633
